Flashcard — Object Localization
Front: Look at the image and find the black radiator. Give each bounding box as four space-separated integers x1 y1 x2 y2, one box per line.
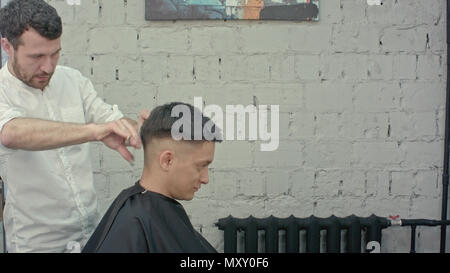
216 214 390 253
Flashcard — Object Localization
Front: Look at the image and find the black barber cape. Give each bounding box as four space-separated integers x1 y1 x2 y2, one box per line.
82 181 217 253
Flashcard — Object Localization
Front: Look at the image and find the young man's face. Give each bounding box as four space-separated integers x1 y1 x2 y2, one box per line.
1 27 61 90
168 141 215 201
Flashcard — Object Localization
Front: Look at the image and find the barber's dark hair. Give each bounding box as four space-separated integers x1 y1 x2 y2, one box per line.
140 102 222 149
0 0 62 49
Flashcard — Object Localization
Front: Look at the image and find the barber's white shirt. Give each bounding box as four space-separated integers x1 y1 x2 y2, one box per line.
0 64 124 252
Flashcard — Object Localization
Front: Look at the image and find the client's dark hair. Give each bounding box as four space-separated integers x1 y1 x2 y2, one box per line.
140 102 222 149
0 0 62 49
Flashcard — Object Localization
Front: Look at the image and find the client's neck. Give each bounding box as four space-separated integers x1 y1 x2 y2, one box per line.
139 167 171 198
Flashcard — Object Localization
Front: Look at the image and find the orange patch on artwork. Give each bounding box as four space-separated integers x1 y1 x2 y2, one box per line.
242 0 264 19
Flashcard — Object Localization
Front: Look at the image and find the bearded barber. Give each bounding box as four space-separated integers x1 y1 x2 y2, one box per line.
0 0 150 252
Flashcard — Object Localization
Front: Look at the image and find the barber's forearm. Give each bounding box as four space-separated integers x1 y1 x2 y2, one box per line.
0 117 97 151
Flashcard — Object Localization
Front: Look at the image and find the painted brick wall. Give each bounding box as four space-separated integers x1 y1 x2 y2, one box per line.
47 0 448 252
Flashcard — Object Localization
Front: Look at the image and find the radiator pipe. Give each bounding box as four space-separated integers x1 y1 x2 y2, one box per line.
410 226 416 254
1 180 5 253
396 219 450 226
441 0 450 253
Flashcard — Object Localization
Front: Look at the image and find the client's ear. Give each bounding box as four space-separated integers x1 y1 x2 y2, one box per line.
159 150 173 171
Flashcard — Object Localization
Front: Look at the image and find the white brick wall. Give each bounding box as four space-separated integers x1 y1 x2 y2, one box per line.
46 0 449 252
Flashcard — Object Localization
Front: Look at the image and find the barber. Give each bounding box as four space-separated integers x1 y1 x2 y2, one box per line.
0 0 149 252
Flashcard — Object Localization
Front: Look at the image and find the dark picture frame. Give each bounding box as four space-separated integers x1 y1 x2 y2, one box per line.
145 0 319 21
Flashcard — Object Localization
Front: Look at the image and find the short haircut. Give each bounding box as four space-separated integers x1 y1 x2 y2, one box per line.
0 0 62 49
140 102 222 149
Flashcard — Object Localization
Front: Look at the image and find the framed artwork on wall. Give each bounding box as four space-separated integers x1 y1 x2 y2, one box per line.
145 0 319 21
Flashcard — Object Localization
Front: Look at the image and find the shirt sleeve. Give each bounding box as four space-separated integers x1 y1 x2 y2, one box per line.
0 90 26 155
78 73 124 124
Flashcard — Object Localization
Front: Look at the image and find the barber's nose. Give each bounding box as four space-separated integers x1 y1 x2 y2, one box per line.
41 56 54 74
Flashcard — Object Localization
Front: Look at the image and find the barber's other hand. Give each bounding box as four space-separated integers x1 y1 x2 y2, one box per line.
138 109 151 133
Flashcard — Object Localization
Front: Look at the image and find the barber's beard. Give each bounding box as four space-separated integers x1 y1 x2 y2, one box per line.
11 55 53 90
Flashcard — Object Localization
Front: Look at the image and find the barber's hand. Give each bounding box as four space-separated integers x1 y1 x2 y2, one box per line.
94 119 138 163
118 118 141 149
120 109 150 149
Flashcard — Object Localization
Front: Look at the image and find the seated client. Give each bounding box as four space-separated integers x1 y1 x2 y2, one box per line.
82 102 222 253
